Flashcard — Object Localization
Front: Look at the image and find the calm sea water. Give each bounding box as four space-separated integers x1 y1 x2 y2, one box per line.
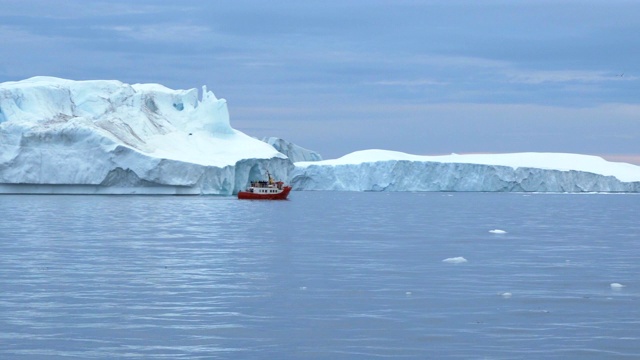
1 192 639 359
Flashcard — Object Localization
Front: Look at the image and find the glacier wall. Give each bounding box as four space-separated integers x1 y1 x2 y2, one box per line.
0 77 290 195
0 150 293 195
291 160 640 192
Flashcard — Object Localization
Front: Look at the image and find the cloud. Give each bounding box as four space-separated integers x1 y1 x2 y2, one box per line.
407 54 510 69
0 1 187 19
98 24 217 43
506 70 637 84
0 25 50 43
391 53 636 86
367 79 447 86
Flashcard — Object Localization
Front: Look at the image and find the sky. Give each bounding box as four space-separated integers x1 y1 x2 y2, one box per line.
1 0 639 163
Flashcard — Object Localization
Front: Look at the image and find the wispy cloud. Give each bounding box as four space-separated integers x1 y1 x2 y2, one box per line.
506 70 636 84
1 1 188 19
397 54 511 70
242 61 284 68
100 24 216 43
367 79 447 86
0 25 48 43
394 54 636 85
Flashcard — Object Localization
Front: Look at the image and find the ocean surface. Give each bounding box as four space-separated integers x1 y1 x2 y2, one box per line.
1 192 639 359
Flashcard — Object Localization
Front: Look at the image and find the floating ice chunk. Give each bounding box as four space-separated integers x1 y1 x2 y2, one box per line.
405 291 412 296
610 283 625 289
443 257 467 264
501 292 512 298
299 286 307 290
489 229 507 234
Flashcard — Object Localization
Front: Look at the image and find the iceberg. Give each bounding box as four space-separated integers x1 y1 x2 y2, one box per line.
292 150 640 192
262 137 322 163
0 77 291 195
2 77 639 195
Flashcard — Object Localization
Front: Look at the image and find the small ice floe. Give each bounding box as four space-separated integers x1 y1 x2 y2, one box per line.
610 283 625 289
299 286 307 291
442 257 467 264
489 229 507 234
501 292 512 298
405 291 412 296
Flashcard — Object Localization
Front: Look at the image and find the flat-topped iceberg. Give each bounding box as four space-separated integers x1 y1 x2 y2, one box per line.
292 150 640 192
0 77 290 194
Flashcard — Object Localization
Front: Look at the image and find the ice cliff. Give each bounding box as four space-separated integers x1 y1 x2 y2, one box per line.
262 137 322 163
292 150 640 192
0 77 290 194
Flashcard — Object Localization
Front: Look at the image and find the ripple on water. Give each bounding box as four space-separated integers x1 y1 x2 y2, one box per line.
1 193 639 358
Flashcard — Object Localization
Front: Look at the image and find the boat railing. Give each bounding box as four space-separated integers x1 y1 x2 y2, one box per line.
250 180 275 188
249 176 287 190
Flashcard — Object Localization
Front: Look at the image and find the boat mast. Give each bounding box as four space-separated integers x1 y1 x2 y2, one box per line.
267 170 274 185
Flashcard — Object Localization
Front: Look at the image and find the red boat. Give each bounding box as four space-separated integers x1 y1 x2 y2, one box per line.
237 171 292 200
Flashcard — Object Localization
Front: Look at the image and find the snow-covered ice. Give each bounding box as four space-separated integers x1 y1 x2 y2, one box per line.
610 283 625 289
262 137 322 163
489 229 508 234
292 149 640 192
0 77 291 194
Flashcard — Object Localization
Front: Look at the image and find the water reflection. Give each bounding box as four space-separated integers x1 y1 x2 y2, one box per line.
1 193 639 358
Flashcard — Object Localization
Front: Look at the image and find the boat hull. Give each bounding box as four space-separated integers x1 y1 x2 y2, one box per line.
237 186 292 200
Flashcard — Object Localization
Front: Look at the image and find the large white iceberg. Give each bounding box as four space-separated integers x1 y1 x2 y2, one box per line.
292 150 640 192
0 77 290 194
